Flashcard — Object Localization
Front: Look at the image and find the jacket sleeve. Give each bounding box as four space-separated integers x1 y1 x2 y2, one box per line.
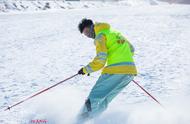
83 33 108 74
126 39 135 56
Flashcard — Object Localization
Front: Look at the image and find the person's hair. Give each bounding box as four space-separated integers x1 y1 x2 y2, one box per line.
78 18 93 33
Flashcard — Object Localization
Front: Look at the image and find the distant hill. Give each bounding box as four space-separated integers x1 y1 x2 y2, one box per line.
158 0 190 4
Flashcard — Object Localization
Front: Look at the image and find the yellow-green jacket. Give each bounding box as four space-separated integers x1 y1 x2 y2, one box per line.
83 23 137 75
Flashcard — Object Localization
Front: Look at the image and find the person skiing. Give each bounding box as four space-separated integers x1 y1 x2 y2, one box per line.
77 18 137 122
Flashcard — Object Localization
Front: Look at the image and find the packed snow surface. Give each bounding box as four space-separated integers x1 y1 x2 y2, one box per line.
0 0 167 12
0 1 190 124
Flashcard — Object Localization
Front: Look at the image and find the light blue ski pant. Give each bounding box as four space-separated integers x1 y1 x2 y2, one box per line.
79 74 134 119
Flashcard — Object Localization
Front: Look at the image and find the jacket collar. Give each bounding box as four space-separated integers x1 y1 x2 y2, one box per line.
94 22 110 35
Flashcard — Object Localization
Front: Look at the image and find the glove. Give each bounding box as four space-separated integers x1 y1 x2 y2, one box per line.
78 68 90 76
78 68 85 75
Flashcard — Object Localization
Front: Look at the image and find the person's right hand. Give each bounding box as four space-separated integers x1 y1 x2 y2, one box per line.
78 68 85 75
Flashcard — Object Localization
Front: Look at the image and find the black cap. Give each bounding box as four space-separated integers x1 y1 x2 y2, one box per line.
78 18 93 33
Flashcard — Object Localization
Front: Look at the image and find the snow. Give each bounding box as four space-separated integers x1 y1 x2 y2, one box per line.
0 1 190 124
0 0 169 12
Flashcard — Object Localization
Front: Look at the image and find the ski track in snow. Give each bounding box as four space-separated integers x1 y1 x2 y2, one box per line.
0 4 190 124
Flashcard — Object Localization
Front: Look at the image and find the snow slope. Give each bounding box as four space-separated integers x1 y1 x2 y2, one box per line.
0 3 190 124
0 0 169 12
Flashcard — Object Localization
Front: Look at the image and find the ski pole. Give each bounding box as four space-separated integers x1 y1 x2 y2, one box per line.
132 80 164 108
4 73 78 111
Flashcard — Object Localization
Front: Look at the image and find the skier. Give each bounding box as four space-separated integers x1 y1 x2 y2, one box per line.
77 18 137 122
